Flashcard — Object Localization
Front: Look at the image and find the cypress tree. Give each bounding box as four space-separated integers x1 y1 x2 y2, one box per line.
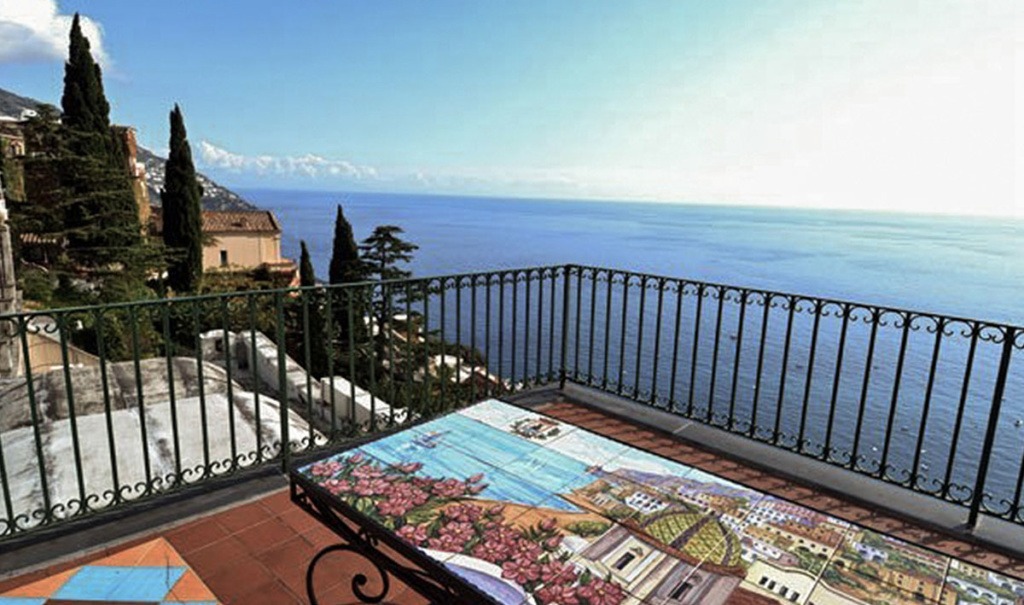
61 14 110 141
299 240 329 377
328 205 368 373
328 205 363 284
58 13 146 285
300 240 315 287
162 104 204 292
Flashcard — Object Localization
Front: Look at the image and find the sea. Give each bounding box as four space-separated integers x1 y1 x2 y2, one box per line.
243 189 1024 510
242 189 1023 325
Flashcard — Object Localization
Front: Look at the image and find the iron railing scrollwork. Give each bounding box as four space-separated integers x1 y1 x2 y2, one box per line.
0 263 1022 539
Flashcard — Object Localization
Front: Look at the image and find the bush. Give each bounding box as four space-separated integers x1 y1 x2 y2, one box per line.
19 267 56 306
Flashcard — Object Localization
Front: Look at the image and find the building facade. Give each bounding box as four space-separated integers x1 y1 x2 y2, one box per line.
149 207 296 277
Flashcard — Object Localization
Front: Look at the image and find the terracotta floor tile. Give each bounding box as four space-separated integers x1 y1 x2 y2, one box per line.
233 516 296 555
135 538 187 567
256 535 313 577
227 578 302 605
279 505 319 534
167 569 219 601
165 516 230 555
91 539 156 567
215 499 274 534
262 551 311 600
1 568 77 598
259 489 293 515
182 535 250 578
201 554 273 602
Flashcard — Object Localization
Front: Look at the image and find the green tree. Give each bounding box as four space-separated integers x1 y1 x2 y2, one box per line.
300 240 316 287
360 225 418 282
61 14 111 139
162 104 204 293
328 205 368 354
360 225 419 401
328 204 364 284
299 240 330 377
58 13 149 286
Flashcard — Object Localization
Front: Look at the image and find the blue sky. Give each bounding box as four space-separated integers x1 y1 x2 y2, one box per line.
0 1 1018 216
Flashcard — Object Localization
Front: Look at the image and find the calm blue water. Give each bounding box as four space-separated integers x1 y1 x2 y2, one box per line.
358 412 590 511
242 189 1024 325
246 189 1024 509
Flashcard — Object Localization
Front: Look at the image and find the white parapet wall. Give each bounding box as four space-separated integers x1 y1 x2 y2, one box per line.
202 330 322 408
319 375 407 428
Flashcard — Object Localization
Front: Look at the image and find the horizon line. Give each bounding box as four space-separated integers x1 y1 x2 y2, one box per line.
227 184 1023 223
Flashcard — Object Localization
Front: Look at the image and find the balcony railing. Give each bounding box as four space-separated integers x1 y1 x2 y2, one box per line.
0 264 1021 541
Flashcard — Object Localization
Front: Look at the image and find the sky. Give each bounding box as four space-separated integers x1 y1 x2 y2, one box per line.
0 0 1020 217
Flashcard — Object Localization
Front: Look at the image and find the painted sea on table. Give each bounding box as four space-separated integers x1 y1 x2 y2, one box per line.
299 399 1024 604
251 189 1024 509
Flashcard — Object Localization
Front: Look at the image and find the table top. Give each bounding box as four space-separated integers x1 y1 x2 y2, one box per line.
294 398 1017 605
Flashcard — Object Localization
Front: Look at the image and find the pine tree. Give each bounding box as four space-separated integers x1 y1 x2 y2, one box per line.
360 225 419 389
162 104 204 293
360 225 418 282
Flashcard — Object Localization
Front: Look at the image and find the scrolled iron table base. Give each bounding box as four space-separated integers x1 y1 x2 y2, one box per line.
291 474 498 605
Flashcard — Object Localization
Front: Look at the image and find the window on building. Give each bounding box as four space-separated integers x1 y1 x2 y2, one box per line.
220 250 228 266
669 581 693 600
789 592 800 602
612 552 636 571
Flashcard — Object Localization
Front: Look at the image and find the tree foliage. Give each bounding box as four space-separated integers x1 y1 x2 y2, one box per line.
360 225 418 282
162 104 204 293
299 240 315 287
61 14 111 138
56 13 151 290
298 240 330 378
328 204 365 284
328 204 368 353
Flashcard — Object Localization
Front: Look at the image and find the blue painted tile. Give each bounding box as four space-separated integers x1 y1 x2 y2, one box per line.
54 565 186 601
0 598 47 605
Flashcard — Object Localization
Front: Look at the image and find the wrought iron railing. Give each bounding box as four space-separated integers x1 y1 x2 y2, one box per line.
0 264 1021 541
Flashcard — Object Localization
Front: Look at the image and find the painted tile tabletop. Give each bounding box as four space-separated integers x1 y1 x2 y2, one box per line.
0 537 219 604
297 398 1024 605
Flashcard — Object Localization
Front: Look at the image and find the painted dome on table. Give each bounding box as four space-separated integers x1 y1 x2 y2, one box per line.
642 511 743 567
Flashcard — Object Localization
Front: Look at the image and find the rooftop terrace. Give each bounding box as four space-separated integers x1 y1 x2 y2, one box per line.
0 265 1022 603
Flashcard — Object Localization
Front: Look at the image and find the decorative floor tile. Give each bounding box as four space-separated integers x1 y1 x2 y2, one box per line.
0 538 219 604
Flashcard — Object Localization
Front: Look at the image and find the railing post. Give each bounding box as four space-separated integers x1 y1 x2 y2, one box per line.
967 326 1017 529
559 265 573 390
275 291 291 473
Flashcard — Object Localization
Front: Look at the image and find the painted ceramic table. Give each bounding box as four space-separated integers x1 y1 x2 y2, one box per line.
290 398 1024 605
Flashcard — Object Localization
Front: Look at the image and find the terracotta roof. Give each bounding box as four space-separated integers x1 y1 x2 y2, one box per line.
150 206 281 235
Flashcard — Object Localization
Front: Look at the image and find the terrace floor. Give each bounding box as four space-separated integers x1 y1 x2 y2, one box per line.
2 388 1024 604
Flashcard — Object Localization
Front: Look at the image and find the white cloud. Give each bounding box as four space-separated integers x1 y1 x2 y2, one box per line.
0 1 109 66
198 141 378 180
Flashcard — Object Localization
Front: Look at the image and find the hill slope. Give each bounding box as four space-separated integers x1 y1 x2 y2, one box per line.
0 87 257 211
